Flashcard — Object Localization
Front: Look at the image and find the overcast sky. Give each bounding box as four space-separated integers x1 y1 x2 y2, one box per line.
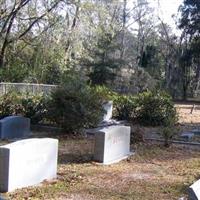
127 0 184 33
153 0 183 26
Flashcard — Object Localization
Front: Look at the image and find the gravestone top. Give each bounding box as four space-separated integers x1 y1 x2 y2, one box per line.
2 138 55 148
0 116 30 139
188 179 200 200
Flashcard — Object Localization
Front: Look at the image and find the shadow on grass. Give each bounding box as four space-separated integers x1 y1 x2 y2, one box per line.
132 142 200 164
58 153 93 164
179 122 200 127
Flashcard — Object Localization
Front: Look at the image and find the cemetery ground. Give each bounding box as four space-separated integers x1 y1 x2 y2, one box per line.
1 102 200 200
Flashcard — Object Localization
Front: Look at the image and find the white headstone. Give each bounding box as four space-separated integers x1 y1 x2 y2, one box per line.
189 179 200 200
0 138 58 192
102 101 113 122
94 125 132 164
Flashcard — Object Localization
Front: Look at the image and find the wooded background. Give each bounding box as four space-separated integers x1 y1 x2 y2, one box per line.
0 0 200 100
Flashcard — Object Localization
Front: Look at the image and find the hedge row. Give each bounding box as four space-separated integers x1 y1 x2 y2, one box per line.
0 83 177 133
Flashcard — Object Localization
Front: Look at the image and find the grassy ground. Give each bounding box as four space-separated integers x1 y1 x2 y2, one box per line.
1 103 200 200
1 136 200 200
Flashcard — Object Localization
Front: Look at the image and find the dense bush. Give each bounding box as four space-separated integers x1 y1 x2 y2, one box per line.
47 78 104 133
92 86 138 121
21 94 48 124
110 90 177 127
0 91 47 124
0 85 177 134
91 86 177 127
136 91 177 126
0 91 24 116
92 85 116 103
112 95 138 121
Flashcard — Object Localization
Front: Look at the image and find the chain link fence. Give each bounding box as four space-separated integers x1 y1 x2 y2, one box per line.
0 82 57 95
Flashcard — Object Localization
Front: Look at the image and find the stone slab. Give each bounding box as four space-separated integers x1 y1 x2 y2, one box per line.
0 116 30 139
191 129 200 136
0 138 58 192
188 179 200 200
180 132 194 140
94 125 131 164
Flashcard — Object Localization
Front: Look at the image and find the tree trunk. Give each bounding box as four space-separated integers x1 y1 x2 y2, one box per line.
194 63 200 96
182 84 187 100
0 54 4 69
120 0 127 59
0 41 7 68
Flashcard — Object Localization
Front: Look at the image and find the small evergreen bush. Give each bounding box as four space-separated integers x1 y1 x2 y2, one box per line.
47 78 104 133
113 95 138 121
92 85 116 103
136 91 177 126
0 91 24 116
0 91 47 124
21 93 48 124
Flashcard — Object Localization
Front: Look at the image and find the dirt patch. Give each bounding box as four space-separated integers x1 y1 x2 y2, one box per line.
176 103 200 125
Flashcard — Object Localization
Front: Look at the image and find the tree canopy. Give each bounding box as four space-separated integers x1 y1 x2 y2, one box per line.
0 0 200 99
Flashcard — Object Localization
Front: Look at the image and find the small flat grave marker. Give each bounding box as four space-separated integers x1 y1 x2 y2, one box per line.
180 132 194 141
191 129 200 136
0 138 58 192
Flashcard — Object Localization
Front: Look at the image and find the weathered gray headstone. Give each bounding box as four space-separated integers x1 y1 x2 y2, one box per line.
0 138 58 192
180 132 194 140
0 116 30 139
188 179 200 200
191 129 200 136
94 125 132 164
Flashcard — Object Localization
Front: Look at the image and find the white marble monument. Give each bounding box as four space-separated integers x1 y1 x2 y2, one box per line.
189 179 200 200
102 101 113 122
94 125 132 164
0 138 58 192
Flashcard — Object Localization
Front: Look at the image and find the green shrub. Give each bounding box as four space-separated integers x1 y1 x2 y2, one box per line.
136 91 177 126
92 86 138 121
92 85 116 103
47 78 104 133
161 126 175 147
21 93 48 124
112 95 138 121
0 91 47 124
0 91 24 117
92 89 177 127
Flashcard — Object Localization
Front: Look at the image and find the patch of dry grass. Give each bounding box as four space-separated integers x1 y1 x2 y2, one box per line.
1 103 200 199
176 103 200 125
1 138 200 200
